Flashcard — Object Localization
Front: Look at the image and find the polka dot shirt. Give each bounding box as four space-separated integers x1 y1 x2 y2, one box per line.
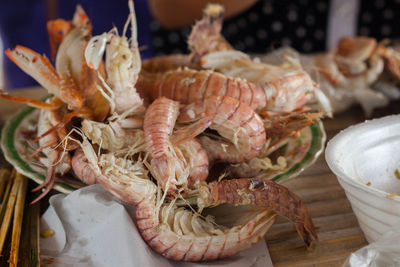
149 0 400 56
150 0 329 56
358 0 400 39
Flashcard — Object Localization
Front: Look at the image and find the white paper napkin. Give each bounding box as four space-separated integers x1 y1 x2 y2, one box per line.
40 184 273 267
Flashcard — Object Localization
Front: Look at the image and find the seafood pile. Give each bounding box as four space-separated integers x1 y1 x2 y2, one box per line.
261 37 400 116
0 2 331 261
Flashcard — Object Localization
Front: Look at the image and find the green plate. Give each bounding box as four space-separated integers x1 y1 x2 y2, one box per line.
1 106 326 193
267 119 326 183
1 106 83 193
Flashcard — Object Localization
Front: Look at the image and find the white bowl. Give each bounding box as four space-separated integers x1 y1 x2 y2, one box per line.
325 115 400 243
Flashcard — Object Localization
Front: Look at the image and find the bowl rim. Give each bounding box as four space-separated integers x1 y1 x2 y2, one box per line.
325 114 400 202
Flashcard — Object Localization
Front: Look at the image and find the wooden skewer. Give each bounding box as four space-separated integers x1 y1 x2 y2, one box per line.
18 184 41 267
0 170 20 254
18 205 30 267
9 173 27 267
21 206 41 267
0 170 14 225
30 202 41 267
0 169 10 202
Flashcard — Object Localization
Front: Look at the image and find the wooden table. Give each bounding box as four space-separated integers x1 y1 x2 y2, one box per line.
267 102 400 266
2 87 400 266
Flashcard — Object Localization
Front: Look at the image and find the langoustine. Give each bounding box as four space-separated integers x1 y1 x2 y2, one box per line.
138 68 268 111
70 141 316 261
187 4 233 63
143 96 210 193
135 198 276 261
3 5 110 121
143 97 188 193
288 36 400 116
80 0 147 161
139 54 330 119
84 0 144 116
71 149 277 261
187 4 332 116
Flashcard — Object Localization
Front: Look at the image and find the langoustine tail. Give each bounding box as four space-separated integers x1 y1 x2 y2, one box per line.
71 148 98 185
199 178 318 247
5 45 83 109
136 199 277 261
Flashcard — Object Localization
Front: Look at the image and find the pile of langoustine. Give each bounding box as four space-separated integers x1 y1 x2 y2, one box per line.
0 2 333 261
261 36 400 116
312 36 400 116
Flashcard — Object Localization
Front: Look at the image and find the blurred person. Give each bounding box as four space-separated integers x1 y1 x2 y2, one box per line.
1 0 399 89
148 0 400 55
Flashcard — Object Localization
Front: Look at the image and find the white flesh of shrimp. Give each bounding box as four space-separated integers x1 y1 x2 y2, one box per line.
84 0 144 116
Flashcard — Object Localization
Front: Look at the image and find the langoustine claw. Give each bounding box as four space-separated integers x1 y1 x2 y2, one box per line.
199 178 318 247
3 45 83 110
